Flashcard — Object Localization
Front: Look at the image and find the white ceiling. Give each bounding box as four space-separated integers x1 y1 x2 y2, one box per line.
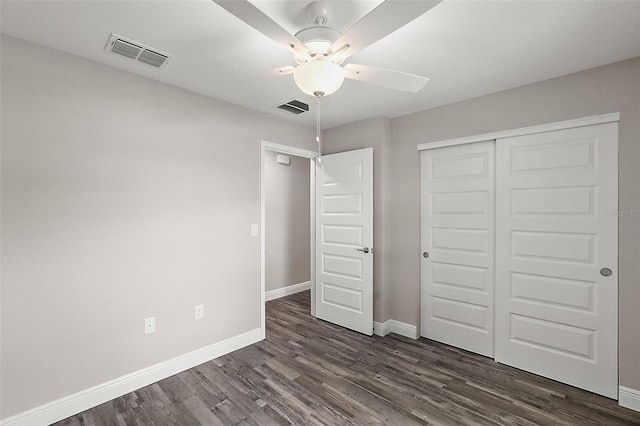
1 0 639 129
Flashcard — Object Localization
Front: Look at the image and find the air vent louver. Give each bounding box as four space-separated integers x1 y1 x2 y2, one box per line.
111 39 143 59
275 99 310 115
138 49 168 68
105 33 172 68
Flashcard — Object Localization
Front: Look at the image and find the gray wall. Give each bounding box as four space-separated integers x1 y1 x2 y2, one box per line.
265 150 310 292
0 35 315 418
323 117 392 323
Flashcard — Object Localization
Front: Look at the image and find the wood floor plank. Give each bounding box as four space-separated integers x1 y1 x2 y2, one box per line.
55 291 640 425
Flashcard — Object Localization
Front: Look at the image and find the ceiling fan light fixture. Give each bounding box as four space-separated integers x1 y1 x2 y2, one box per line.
294 61 344 97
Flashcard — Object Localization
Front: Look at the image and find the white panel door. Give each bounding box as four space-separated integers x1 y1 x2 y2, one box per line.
495 123 618 398
420 141 495 357
316 148 373 335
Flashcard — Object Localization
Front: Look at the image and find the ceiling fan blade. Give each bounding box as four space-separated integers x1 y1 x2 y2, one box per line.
266 65 296 76
273 65 296 75
344 64 429 93
212 1 307 55
332 0 441 60
210 66 295 82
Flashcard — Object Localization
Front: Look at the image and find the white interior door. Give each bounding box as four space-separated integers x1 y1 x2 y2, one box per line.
495 122 618 398
315 148 373 335
420 141 495 357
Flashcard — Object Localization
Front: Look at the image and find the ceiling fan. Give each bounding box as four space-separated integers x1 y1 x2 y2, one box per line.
212 0 442 98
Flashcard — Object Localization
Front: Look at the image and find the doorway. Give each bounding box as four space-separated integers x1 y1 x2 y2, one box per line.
260 142 376 338
264 149 311 302
260 141 317 339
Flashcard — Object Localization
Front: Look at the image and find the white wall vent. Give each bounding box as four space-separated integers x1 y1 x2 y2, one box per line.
105 33 172 68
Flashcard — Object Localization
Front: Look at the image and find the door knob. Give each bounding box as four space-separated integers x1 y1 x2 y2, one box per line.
423 252 429 258
357 247 370 254
600 268 613 277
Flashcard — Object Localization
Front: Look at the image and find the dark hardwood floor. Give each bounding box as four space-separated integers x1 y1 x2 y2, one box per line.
56 291 640 425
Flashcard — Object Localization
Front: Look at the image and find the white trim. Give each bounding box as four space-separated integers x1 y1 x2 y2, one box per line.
373 319 418 339
262 140 318 159
417 113 620 151
0 328 262 426
260 140 317 338
265 281 311 301
389 320 419 339
373 320 391 337
619 386 640 412
310 159 317 317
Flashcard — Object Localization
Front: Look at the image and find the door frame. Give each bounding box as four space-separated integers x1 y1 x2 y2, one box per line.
260 140 318 339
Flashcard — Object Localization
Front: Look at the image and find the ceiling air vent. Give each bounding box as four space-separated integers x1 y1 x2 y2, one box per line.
105 33 172 68
275 99 310 115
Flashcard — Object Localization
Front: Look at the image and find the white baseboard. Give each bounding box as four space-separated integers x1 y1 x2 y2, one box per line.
1 327 263 426
373 320 390 337
373 319 418 340
619 386 640 412
265 281 310 301
390 320 419 339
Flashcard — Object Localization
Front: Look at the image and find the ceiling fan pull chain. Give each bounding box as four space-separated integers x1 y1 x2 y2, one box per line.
316 93 322 155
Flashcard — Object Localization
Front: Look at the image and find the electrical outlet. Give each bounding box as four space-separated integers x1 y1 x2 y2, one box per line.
251 224 258 236
144 317 156 334
195 304 204 320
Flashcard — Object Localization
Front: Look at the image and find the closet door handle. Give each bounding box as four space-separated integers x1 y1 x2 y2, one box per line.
423 252 429 259
600 268 613 277
357 247 370 254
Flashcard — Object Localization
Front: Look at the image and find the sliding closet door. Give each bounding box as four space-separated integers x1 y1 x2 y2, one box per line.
495 123 618 398
420 141 495 357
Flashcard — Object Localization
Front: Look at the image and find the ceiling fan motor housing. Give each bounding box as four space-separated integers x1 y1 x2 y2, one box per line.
292 1 345 63
307 1 332 25
295 26 342 63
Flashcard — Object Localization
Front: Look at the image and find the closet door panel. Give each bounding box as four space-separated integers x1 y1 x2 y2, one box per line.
495 122 618 399
420 141 495 357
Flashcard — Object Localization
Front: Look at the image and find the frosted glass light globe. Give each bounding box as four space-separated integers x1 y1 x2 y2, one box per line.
294 61 344 97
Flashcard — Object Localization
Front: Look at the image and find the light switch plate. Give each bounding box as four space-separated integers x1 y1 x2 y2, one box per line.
195 304 204 320
251 224 258 236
